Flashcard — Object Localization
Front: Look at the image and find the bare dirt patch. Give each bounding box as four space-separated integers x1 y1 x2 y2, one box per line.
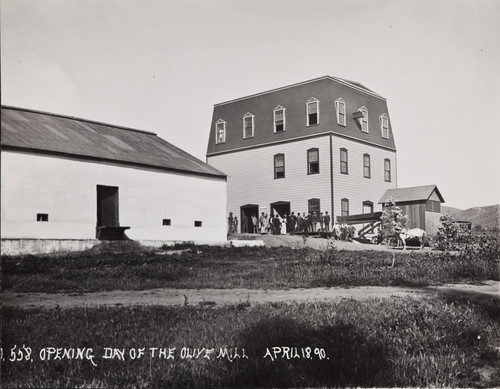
231 233 422 252
3 281 498 309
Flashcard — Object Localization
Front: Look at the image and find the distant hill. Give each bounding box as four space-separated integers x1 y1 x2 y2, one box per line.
441 204 500 229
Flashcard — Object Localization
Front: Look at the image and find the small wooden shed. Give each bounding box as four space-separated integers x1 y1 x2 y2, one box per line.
378 185 445 234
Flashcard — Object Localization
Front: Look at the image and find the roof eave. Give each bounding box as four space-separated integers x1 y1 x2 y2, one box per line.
1 145 227 179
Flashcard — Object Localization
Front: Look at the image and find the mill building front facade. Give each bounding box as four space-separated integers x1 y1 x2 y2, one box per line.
206 76 397 232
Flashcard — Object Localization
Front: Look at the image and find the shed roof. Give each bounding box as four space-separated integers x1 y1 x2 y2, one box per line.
378 185 445 204
1 106 226 178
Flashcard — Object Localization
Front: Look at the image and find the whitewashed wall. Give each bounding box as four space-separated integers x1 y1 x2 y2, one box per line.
1 151 227 241
331 135 397 220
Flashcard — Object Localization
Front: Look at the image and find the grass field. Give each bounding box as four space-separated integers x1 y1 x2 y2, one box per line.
2 295 499 388
2 239 499 293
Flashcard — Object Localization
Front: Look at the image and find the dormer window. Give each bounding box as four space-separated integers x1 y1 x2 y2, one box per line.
306 98 319 126
215 119 226 144
380 114 389 139
243 113 255 139
358 107 369 133
335 98 346 126
274 106 286 132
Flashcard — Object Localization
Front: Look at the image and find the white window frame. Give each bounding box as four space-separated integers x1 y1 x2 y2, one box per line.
307 148 320 175
306 97 320 126
380 114 389 139
215 119 226 144
359 106 369 133
340 148 348 174
243 112 255 139
384 159 391 182
335 98 346 126
274 153 285 179
341 198 349 217
273 105 286 133
363 153 371 178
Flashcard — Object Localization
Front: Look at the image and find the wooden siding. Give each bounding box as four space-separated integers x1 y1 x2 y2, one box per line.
208 136 332 229
398 203 426 229
426 200 441 213
428 190 441 201
332 135 397 221
208 133 397 231
425 212 442 235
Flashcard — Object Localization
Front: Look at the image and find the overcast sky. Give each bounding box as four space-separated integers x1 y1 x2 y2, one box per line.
2 0 499 210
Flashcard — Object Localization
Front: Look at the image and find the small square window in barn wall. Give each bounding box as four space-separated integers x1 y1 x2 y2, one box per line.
194 221 202 227
37 213 49 222
163 219 171 226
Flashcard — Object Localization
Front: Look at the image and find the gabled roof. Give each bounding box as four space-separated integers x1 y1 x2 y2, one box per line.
378 185 445 204
1 106 226 178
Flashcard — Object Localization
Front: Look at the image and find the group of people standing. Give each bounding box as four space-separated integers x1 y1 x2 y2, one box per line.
228 210 332 236
228 210 358 242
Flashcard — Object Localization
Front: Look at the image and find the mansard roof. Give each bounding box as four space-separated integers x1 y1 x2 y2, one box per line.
207 76 396 156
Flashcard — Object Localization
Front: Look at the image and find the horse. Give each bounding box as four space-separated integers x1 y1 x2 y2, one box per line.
394 228 426 250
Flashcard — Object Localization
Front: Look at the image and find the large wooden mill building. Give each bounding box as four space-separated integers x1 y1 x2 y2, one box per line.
206 76 398 231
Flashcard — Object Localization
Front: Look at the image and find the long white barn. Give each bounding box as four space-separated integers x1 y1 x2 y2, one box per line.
1 106 227 247
206 76 397 231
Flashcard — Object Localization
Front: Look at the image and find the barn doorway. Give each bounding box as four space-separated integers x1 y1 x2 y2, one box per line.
270 201 290 219
96 185 129 240
97 185 119 227
240 204 258 234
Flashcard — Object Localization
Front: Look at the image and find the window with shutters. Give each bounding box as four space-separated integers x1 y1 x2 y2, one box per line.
340 148 348 174
243 113 254 139
307 148 319 174
363 154 371 178
306 98 319 126
341 198 349 217
384 159 391 182
274 153 285 179
380 114 389 139
274 106 286 132
215 119 226 144
335 98 346 126
359 106 369 133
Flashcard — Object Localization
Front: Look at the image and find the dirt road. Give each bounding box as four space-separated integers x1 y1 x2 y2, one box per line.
3 281 498 309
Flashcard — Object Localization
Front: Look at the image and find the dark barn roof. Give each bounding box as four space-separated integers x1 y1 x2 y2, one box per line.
378 185 445 204
1 106 226 178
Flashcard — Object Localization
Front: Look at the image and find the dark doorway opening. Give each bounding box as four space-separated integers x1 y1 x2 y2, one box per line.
240 204 259 234
96 185 129 240
270 201 291 219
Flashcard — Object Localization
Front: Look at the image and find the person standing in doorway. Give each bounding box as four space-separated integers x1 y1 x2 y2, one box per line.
251 214 258 233
242 213 248 233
